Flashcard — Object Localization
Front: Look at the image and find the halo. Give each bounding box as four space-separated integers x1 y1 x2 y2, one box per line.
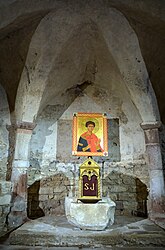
78 116 100 134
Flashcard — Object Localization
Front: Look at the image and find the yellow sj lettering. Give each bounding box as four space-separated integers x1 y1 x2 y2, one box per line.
84 183 89 190
84 183 95 191
90 183 95 191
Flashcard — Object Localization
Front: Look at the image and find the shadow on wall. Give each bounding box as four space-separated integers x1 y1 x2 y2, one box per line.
7 173 32 228
27 173 70 219
6 125 17 181
134 177 149 217
27 180 45 219
159 124 165 181
103 172 148 217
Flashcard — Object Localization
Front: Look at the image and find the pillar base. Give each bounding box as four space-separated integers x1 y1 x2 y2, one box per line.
148 196 165 219
65 197 116 230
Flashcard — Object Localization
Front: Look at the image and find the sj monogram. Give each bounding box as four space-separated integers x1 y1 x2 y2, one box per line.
84 183 95 191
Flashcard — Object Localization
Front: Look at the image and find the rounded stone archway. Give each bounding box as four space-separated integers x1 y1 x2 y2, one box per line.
0 0 164 231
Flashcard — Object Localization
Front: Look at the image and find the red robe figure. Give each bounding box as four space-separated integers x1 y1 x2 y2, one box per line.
77 121 103 152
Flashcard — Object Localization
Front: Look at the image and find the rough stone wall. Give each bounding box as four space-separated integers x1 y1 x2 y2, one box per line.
28 173 70 218
27 160 149 217
160 123 165 172
0 85 10 179
27 163 76 218
0 85 11 235
102 160 149 216
0 181 11 235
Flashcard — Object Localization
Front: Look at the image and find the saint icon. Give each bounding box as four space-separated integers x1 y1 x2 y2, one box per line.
77 121 103 152
72 112 108 157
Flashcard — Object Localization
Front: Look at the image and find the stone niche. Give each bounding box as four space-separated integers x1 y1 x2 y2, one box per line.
27 173 70 219
102 161 149 217
27 159 149 219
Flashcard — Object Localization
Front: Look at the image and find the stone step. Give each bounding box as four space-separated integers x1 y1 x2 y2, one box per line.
8 215 165 248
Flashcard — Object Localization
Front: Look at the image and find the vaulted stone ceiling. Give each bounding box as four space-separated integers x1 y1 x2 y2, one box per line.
0 0 165 122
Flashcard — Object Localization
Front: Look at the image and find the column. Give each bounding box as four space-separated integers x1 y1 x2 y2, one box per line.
141 121 165 220
7 121 36 228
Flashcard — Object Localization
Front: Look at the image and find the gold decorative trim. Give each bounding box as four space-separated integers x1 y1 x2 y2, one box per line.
78 158 101 202
72 112 108 157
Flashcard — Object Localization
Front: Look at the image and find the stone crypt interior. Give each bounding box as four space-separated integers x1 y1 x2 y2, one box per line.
0 0 165 248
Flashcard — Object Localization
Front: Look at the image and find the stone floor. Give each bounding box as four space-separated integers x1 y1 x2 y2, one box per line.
0 215 165 249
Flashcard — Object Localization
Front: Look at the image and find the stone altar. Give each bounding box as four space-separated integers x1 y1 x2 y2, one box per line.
65 197 116 230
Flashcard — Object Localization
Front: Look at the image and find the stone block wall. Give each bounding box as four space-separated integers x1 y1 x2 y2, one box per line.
102 160 149 216
39 173 70 215
27 163 76 219
27 159 149 218
0 181 11 235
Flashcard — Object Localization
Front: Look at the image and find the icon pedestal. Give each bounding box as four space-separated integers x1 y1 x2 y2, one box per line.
78 157 101 203
65 157 116 230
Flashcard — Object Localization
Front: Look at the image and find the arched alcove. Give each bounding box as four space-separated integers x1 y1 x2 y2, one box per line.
14 7 159 124
22 7 159 220
2 2 164 229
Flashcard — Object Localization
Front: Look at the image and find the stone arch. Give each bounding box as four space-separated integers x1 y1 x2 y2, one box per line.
14 6 160 124
89 7 159 122
0 2 164 124
13 7 160 166
14 9 88 123
7 4 164 227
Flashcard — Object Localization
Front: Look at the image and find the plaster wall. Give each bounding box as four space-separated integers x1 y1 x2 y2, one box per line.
60 92 145 161
30 118 57 170
30 91 145 167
